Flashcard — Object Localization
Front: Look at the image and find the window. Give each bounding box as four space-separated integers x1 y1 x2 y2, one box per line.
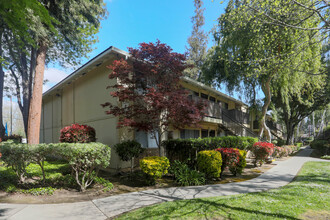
193 91 199 97
209 130 215 137
209 96 216 102
180 129 200 139
201 129 208 138
201 93 208 99
168 131 173 140
224 103 229 110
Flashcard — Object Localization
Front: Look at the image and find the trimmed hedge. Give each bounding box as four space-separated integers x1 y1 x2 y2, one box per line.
0 141 111 191
163 136 258 166
57 142 111 191
0 140 31 183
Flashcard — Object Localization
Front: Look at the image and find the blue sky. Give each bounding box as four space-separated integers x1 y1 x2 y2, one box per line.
44 0 226 91
90 0 224 56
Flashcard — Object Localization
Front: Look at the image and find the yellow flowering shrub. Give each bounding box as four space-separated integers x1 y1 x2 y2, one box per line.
197 150 222 178
140 156 170 184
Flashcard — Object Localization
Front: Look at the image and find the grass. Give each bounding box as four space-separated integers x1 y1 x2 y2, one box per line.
116 162 330 220
0 161 74 194
0 160 114 195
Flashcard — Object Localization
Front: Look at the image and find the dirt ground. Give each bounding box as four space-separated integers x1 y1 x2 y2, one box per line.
0 156 290 204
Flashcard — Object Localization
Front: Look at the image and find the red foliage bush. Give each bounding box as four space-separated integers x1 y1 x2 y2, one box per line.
59 123 96 143
251 142 274 166
215 148 240 177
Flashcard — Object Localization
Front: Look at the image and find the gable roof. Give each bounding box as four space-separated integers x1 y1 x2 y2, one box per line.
43 46 247 106
43 46 128 97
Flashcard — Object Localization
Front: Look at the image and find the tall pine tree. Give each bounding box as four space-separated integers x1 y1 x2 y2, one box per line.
185 0 208 81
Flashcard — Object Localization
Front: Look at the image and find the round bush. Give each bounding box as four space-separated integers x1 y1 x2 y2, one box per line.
215 148 241 177
114 140 144 162
197 150 222 178
251 142 274 166
140 156 170 185
59 123 96 143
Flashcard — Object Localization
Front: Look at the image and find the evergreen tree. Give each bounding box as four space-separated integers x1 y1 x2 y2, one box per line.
185 0 208 81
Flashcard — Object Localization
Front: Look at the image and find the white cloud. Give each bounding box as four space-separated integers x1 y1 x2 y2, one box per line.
43 68 69 93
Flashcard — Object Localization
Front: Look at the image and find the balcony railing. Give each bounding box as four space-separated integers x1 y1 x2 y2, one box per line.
226 109 250 124
193 96 250 124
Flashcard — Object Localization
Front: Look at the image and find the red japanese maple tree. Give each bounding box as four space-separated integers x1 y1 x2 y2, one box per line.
102 41 205 156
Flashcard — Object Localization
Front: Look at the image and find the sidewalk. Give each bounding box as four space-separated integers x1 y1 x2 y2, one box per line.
0 147 328 220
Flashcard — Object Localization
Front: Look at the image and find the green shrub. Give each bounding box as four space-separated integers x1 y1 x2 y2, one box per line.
305 137 314 145
21 187 55 196
114 140 144 173
56 142 111 191
140 156 170 185
0 141 31 183
320 155 330 160
310 140 329 155
29 144 54 184
276 139 286 147
197 150 222 178
1 135 22 143
169 160 205 186
5 184 17 193
163 136 257 166
94 177 114 192
296 142 303 148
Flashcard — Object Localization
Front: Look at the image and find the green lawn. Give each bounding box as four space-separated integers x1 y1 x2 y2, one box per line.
0 161 72 194
117 162 330 220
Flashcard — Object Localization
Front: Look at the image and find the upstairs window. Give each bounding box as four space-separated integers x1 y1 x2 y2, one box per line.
201 93 208 99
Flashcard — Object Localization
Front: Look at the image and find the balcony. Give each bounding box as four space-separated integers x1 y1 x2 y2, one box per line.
192 96 249 125
222 108 250 125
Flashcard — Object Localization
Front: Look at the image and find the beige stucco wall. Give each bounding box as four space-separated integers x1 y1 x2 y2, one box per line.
40 56 132 169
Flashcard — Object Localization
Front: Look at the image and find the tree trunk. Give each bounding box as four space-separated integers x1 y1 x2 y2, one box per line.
312 111 315 137
0 31 5 139
286 121 296 145
296 121 301 141
0 65 5 140
258 76 272 142
316 109 327 138
27 42 48 144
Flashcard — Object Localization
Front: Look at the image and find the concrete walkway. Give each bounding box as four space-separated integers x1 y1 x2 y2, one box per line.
0 147 329 220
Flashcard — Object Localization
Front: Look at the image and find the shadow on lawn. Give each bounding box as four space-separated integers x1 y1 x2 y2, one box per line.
115 197 300 220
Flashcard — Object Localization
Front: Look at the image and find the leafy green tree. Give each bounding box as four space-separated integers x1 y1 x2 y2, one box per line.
185 0 208 80
1 0 106 143
28 0 106 144
272 75 329 144
203 0 322 142
0 0 53 139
